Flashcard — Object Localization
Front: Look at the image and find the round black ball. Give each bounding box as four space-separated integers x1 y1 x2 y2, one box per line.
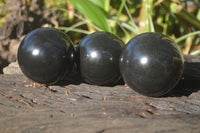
119 32 184 97
78 32 124 86
17 28 75 85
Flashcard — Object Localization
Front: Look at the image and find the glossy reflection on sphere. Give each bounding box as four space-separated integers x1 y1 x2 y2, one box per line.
119 32 184 97
17 28 75 85
78 32 124 86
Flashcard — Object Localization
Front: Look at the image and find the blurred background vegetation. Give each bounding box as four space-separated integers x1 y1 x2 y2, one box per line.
1 0 200 55
0 0 8 28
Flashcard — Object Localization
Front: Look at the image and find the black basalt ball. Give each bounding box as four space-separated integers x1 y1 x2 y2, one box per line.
78 32 124 86
17 28 75 85
119 32 184 97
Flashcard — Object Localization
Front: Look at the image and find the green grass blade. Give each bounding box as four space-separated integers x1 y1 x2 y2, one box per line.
121 22 139 35
113 0 127 34
58 27 91 34
147 13 155 32
123 0 141 34
175 31 200 43
69 0 111 32
191 50 200 56
108 19 131 42
70 21 87 29
117 23 131 43
143 0 154 32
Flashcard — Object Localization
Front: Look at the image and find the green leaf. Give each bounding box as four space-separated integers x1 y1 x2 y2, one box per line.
69 0 111 32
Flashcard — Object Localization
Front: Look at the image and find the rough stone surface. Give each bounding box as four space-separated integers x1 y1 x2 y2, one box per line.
3 61 22 74
0 74 200 133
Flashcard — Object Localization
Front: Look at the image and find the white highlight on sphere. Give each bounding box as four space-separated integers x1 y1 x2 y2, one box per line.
90 51 97 58
32 49 39 56
140 57 148 65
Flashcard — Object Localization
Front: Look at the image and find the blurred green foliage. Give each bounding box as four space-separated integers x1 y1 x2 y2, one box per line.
1 0 200 55
53 0 200 55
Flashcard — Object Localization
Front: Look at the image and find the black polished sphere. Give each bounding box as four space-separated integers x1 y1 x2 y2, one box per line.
119 32 184 97
78 32 124 86
17 28 75 85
